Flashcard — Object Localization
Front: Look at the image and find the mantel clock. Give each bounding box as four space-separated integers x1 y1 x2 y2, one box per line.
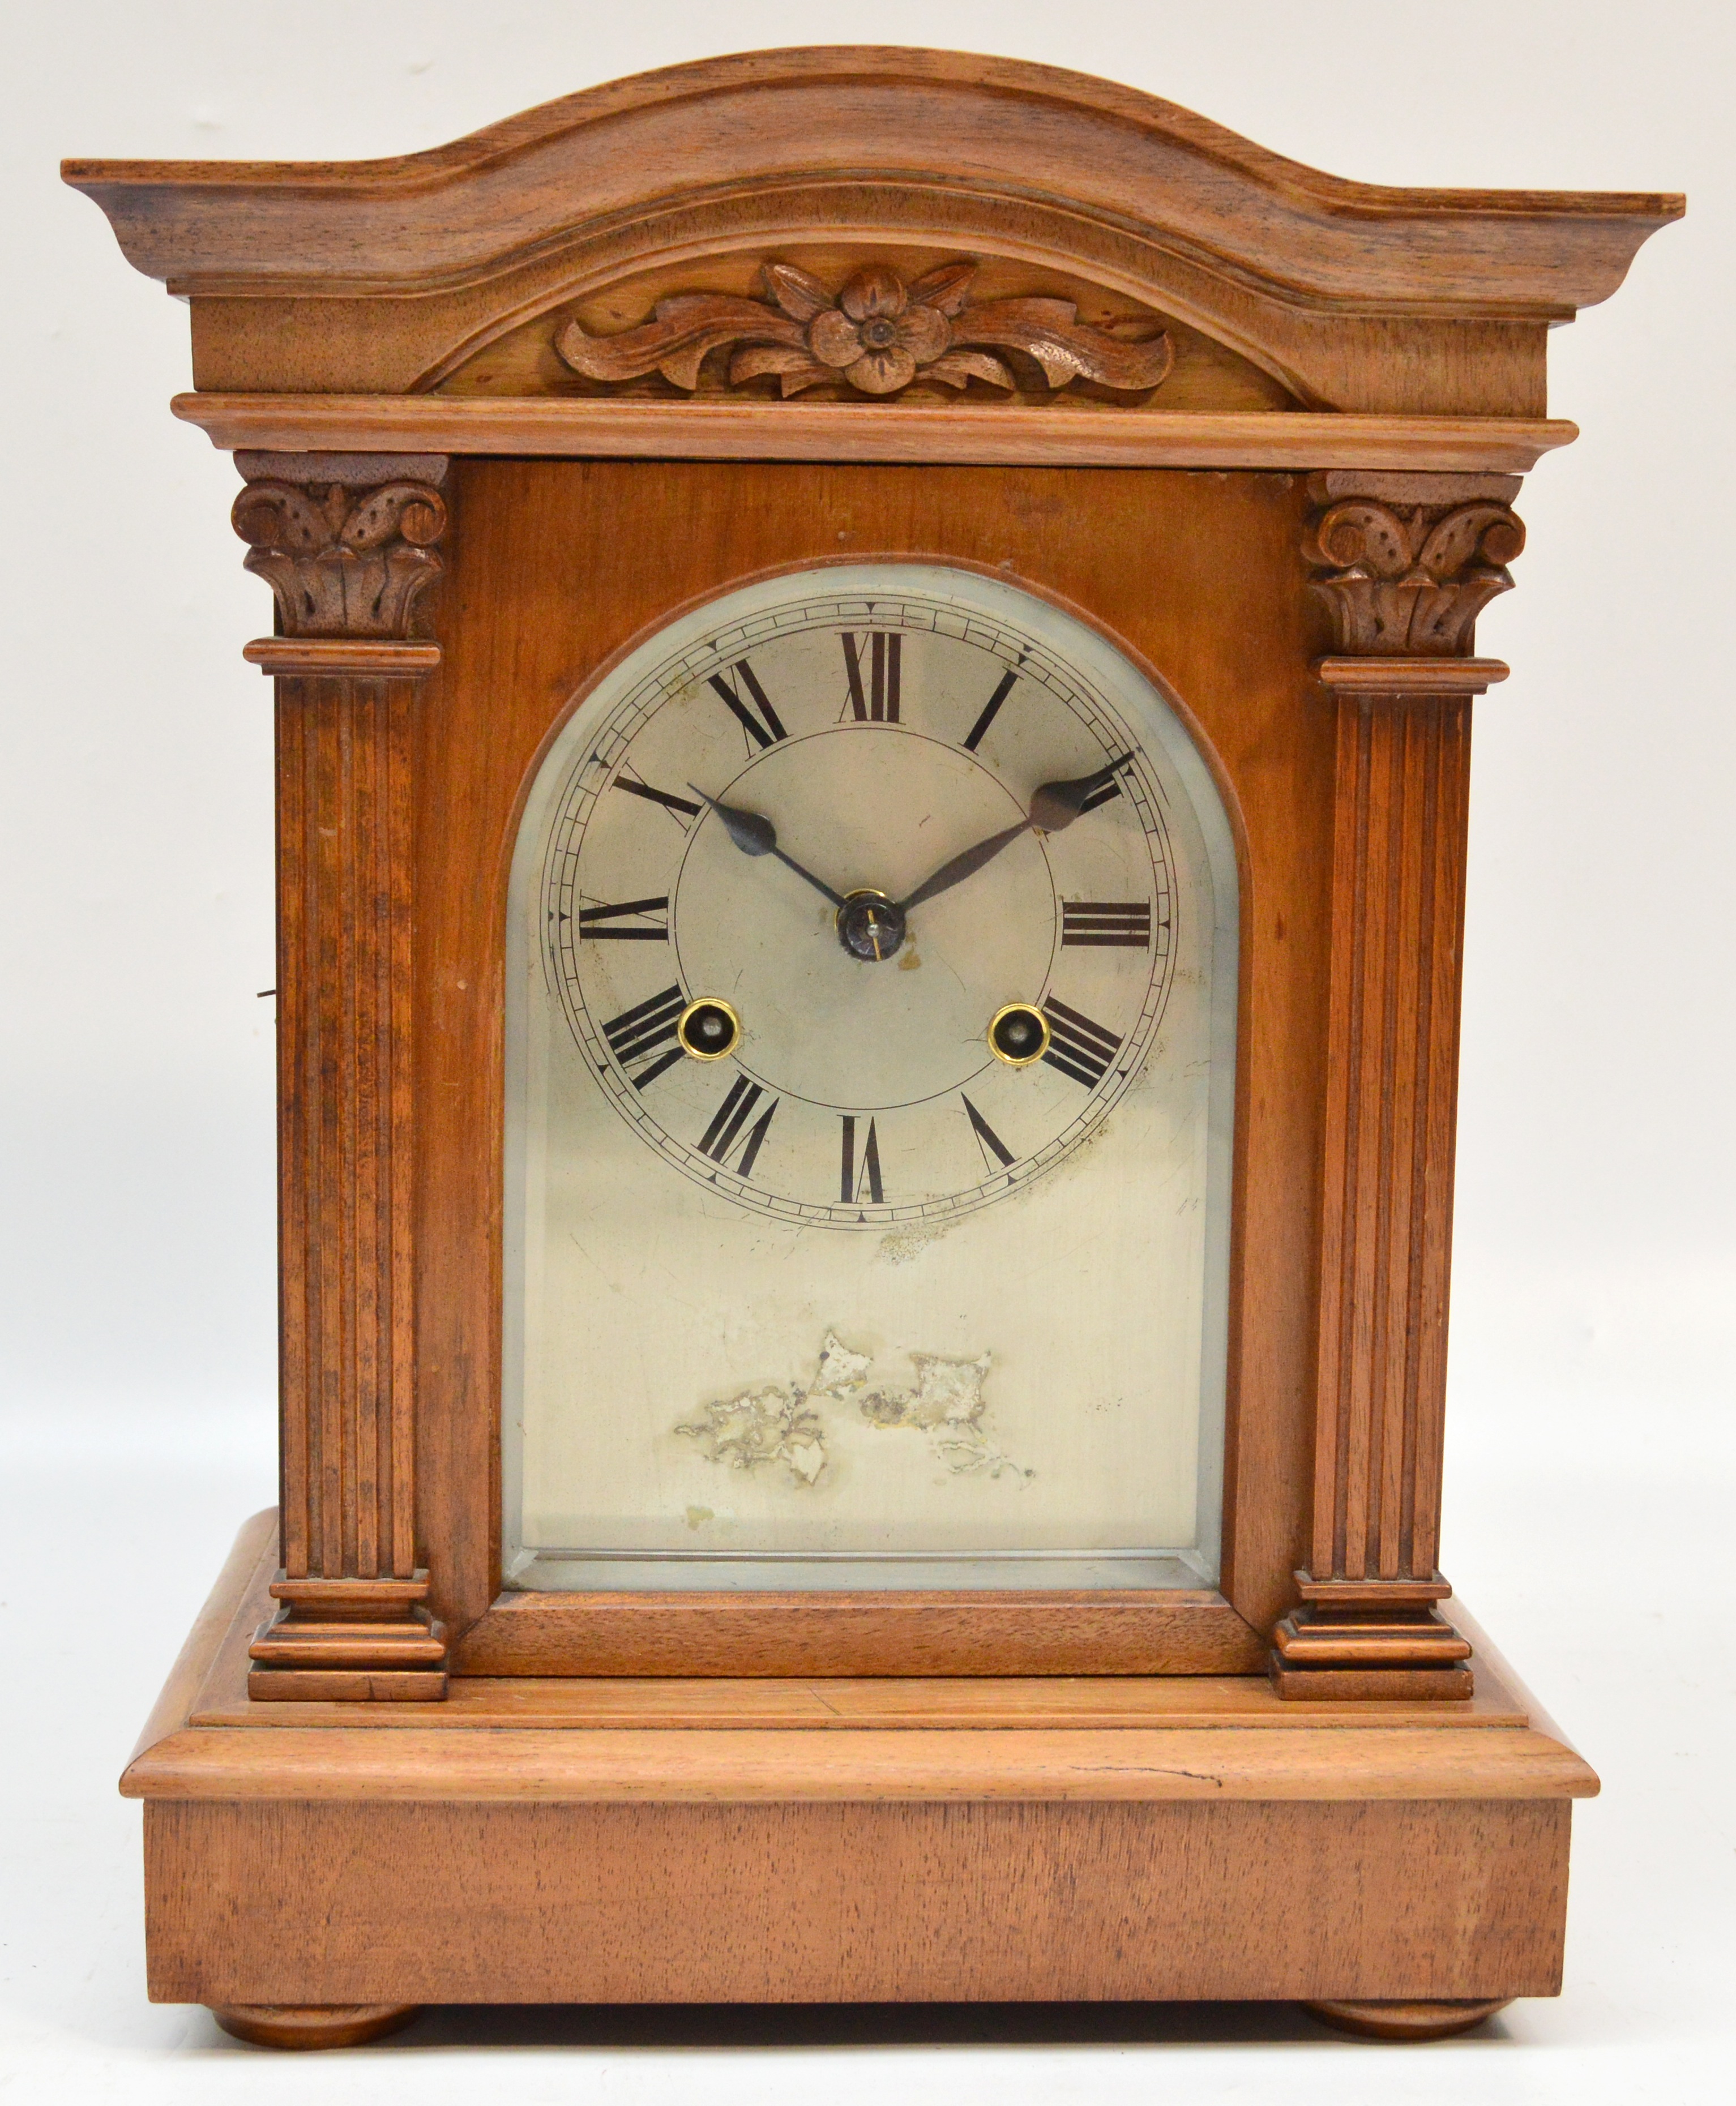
66 49 1679 2049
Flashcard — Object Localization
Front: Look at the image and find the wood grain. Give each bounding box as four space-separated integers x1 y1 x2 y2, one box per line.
127 1510 279 1765
211 2004 417 2049
1275 471 1513 1696
416 457 1328 1668
255 664 448 1697
243 638 441 677
274 670 418 1583
189 1505 1536 1732
142 1797 1576 2005
173 395 1579 471
63 48 1676 302
125 1723 1596 1804
63 48 1682 414
456 1591 1266 1680
124 1509 1594 2019
1305 1997 1510 2041
195 1675 1531 1732
1316 656 1507 695
234 457 451 1697
1313 690 1471 1591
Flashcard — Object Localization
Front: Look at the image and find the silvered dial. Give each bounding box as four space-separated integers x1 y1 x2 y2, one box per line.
541 581 1177 1228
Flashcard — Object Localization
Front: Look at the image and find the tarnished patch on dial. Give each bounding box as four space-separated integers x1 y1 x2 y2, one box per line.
677 1333 1031 1491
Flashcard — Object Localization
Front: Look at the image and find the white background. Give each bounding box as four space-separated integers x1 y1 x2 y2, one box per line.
1 2 1730 2100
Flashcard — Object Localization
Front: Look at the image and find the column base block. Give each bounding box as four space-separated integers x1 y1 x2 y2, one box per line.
1271 1574 1473 1700
247 1572 448 1701
1269 1661 1476 1702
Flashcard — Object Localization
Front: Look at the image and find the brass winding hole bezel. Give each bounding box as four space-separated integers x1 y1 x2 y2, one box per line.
987 1001 1051 1067
677 997 742 1061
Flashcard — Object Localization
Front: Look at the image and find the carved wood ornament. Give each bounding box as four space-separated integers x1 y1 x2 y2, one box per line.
1272 470 1527 1700
234 452 450 1700
556 260 1173 399
1305 481 1525 657
233 476 447 635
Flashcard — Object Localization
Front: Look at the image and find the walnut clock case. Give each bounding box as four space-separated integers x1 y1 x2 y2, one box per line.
67 48 1678 2052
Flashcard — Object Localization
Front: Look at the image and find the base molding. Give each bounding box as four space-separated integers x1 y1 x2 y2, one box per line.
125 1514 1596 2034
212 2003 420 2051
1304 1996 1511 2041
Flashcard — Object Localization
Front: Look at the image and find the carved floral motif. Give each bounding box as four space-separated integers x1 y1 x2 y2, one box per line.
1303 496 1525 657
232 477 448 637
555 260 1173 400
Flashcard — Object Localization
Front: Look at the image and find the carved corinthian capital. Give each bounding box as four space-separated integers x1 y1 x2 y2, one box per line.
1303 471 1525 659
232 451 448 639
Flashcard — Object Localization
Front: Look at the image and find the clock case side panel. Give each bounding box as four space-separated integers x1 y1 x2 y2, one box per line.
411 459 1331 1675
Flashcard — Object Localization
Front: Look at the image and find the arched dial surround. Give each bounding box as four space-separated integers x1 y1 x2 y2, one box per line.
539 579 1178 1228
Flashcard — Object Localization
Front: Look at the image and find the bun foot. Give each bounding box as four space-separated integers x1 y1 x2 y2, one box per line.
212 2004 420 2049
1303 1996 1510 2041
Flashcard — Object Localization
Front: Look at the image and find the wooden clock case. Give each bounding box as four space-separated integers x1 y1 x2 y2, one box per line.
65 48 1678 2048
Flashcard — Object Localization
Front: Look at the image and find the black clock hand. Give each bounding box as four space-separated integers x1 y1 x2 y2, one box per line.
896 817 1032 914
687 785 848 909
1027 752 1136 833
896 754 1135 914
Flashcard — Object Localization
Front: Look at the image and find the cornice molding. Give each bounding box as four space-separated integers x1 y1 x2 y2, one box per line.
64 47 1679 318
176 396 1577 473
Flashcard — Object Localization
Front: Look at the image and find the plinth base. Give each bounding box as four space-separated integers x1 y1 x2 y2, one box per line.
125 1515 1597 2039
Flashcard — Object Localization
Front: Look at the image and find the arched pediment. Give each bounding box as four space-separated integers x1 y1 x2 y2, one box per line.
65 46 1681 419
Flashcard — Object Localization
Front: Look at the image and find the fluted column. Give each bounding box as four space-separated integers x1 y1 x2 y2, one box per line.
232 451 450 1701
1272 472 1524 1700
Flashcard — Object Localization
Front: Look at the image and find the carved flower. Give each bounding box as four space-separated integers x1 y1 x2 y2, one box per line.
771 262 969 395
555 259 1173 401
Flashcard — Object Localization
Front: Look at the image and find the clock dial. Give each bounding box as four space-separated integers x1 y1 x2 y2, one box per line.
506 566 1238 1586
541 600 1175 1227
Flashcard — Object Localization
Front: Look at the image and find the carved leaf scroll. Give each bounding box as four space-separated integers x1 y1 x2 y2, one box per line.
232 477 448 637
555 260 1173 401
1303 497 1525 657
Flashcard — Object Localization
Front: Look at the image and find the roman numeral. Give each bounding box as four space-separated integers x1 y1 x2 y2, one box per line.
578 896 669 940
1042 996 1123 1088
840 632 901 722
601 983 687 1089
613 772 702 824
1061 901 1151 948
961 1095 1015 1172
708 659 788 749
839 1114 884 1205
697 1076 779 1178
962 667 1019 752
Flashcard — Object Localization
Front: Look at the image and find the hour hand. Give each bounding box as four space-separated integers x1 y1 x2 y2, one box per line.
687 785 847 909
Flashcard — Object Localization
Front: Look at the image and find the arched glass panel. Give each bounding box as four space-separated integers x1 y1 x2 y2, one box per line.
503 565 1238 1591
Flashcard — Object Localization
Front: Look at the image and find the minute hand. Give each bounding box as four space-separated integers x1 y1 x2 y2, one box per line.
896 755 1134 914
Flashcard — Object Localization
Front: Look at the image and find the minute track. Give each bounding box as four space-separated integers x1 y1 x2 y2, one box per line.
540 572 1186 1228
